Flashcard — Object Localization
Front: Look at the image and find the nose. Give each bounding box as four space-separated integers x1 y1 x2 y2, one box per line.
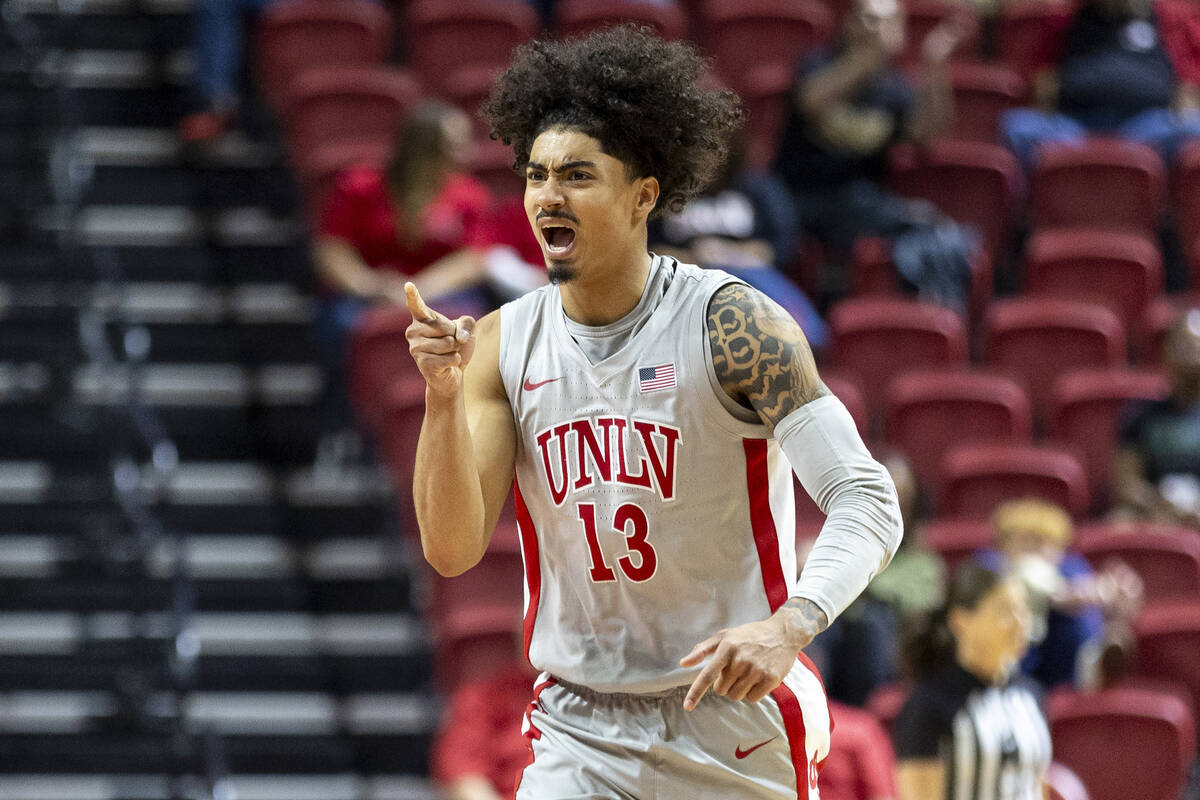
533 176 565 211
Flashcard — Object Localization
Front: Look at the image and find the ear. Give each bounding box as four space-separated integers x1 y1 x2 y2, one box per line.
632 176 660 222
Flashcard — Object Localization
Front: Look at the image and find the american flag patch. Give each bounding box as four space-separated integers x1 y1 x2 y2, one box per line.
638 363 676 393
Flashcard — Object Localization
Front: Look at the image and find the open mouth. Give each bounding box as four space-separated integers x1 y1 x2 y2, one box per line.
542 225 577 255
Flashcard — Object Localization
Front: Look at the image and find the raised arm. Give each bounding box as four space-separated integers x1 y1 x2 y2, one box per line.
406 284 517 577
681 283 902 710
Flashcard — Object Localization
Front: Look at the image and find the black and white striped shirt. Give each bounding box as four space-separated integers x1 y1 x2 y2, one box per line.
895 663 1052 800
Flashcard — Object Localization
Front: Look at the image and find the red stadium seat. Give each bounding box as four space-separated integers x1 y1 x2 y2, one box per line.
347 306 419 436
900 0 982 68
1046 762 1091 800
1047 369 1169 509
255 0 392 110
740 63 793 169
921 517 993 570
888 139 1023 264
283 66 422 178
407 0 539 96
937 443 1089 518
1134 600 1200 733
430 550 526 691
865 682 911 739
350 299 484 436
1031 140 1166 236
1048 687 1196 800
884 370 1033 485
946 62 1027 143
847 235 994 329
1023 229 1164 345
983 298 1126 423
471 137 524 200
699 0 833 94
996 0 1074 82
296 140 392 229
829 298 969 413
1175 141 1200 287
429 549 525 630
1075 524 1200 603
556 0 688 39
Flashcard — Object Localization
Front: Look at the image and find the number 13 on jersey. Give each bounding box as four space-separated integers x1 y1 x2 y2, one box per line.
577 502 658 583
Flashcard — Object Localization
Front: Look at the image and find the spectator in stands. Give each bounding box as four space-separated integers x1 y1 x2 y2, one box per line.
1117 307 1200 526
1000 0 1200 169
819 700 898 800
430 649 536 800
773 0 977 308
179 0 275 143
648 135 829 349
894 561 1052 800
311 100 541 465
977 498 1142 689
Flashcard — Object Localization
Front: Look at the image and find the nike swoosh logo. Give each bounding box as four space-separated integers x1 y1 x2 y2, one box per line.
523 377 561 391
735 737 777 759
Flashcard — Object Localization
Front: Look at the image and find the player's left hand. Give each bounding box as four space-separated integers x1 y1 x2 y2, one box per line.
679 610 818 711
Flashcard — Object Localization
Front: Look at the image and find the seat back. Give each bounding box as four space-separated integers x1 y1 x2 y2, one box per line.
556 0 688 39
256 0 393 109
1024 229 1163 344
947 62 1027 143
1031 140 1166 236
888 139 1023 263
1047 370 1169 509
921 517 994 570
283 66 422 176
1048 687 1196 800
996 0 1076 82
699 0 833 93
1076 525 1200 603
830 298 969 407
884 370 1032 486
984 298 1126 423
938 443 1089 518
407 0 539 95
1174 141 1200 286
1134 601 1200 733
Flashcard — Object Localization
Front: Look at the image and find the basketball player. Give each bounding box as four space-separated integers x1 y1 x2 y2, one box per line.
406 27 903 799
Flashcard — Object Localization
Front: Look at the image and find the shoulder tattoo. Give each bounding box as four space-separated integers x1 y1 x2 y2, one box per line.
706 283 828 429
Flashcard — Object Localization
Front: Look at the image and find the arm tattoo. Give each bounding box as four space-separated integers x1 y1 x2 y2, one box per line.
706 283 828 429
782 596 830 633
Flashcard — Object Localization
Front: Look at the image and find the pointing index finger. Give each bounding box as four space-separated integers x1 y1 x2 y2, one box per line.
404 282 438 323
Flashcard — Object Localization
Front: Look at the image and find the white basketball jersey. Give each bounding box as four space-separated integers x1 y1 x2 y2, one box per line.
498 257 797 694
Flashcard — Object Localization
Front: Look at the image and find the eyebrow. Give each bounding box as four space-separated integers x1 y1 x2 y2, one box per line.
525 160 598 173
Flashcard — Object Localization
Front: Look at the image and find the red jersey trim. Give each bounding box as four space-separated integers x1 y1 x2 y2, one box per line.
513 479 541 663
743 438 788 612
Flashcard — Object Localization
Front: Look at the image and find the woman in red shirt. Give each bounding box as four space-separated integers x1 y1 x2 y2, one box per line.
312 101 505 461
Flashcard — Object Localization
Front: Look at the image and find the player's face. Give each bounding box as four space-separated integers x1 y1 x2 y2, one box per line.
524 127 654 284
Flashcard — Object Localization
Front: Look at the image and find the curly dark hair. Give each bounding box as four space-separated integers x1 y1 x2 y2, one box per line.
482 25 744 217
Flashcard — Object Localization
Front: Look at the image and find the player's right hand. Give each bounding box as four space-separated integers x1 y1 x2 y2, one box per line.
405 282 476 396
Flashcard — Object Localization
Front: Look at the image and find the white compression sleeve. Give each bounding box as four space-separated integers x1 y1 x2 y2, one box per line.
774 394 903 625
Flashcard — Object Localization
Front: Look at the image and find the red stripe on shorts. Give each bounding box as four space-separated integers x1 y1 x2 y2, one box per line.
513 676 556 798
743 438 788 612
770 677 810 797
513 479 541 663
